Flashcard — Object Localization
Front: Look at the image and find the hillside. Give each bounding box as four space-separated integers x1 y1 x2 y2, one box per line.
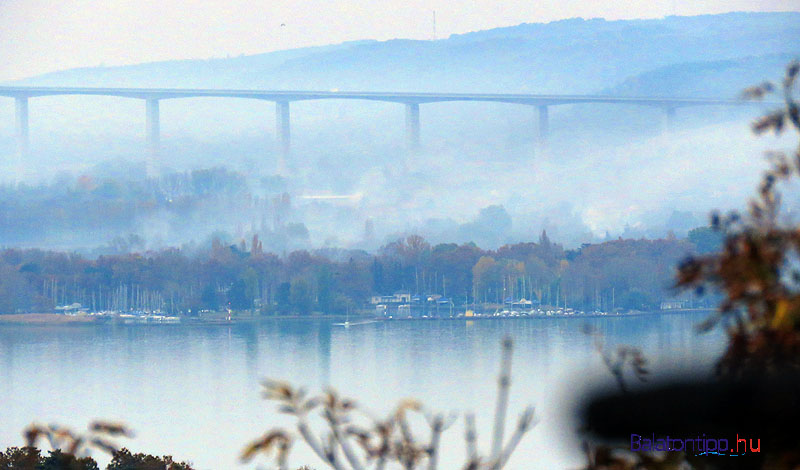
605 53 797 97
9 12 800 95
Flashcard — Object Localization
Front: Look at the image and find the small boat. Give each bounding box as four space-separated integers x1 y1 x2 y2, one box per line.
334 311 350 327
333 319 375 327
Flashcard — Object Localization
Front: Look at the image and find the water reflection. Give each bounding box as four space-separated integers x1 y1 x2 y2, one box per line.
0 313 725 470
318 323 332 386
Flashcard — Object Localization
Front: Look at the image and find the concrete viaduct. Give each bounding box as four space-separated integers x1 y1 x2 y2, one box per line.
0 86 761 176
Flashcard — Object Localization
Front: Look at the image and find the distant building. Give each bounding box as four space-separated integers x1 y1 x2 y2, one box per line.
55 303 88 315
435 296 455 317
660 300 687 310
369 292 411 305
505 298 538 310
371 292 412 317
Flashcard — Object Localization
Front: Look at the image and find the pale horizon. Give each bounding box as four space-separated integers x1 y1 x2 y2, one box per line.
2 0 799 82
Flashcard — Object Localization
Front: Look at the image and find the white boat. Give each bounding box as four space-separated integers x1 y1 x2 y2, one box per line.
333 319 375 327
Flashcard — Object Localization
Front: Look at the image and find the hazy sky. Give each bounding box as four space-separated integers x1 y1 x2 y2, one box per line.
2 0 799 81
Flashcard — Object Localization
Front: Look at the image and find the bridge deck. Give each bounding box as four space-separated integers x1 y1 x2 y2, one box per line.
0 86 760 107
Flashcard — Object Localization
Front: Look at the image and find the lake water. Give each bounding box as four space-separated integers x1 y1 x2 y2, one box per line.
0 313 725 470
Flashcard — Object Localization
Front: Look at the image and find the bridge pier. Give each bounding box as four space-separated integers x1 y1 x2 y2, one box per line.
537 105 549 155
275 101 290 174
15 97 29 165
145 98 160 178
405 103 421 152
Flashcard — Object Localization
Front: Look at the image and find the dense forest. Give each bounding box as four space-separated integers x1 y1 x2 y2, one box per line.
0 227 720 315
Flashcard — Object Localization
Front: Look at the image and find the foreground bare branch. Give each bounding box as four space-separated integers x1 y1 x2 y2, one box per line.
244 338 536 470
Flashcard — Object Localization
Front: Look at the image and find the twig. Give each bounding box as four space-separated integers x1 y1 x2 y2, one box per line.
374 420 392 470
465 413 478 463
426 415 444 470
325 408 364 470
490 337 513 461
298 419 346 470
493 406 535 470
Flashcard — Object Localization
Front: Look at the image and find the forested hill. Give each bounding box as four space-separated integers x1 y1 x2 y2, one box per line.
0 231 720 315
9 12 800 95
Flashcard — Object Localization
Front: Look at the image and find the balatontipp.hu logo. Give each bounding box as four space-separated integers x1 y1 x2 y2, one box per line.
631 433 761 456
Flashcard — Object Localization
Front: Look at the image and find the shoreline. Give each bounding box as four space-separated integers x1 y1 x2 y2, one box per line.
0 308 715 326
382 308 715 321
0 313 108 325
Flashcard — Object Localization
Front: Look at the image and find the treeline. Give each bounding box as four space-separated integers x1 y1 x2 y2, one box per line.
0 228 720 315
0 446 194 470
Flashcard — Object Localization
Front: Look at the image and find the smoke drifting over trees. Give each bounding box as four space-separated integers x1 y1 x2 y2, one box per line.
0 13 798 252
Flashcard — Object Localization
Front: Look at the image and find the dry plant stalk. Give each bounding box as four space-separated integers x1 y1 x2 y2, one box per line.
583 324 650 394
243 337 535 470
23 421 133 457
596 341 649 394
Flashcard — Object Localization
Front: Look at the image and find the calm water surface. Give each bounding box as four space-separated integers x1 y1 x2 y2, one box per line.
0 313 725 469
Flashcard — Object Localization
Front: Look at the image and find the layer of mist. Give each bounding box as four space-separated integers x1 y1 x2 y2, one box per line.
0 12 798 253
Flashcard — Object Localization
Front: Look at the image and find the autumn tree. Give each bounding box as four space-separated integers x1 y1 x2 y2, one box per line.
677 60 800 376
